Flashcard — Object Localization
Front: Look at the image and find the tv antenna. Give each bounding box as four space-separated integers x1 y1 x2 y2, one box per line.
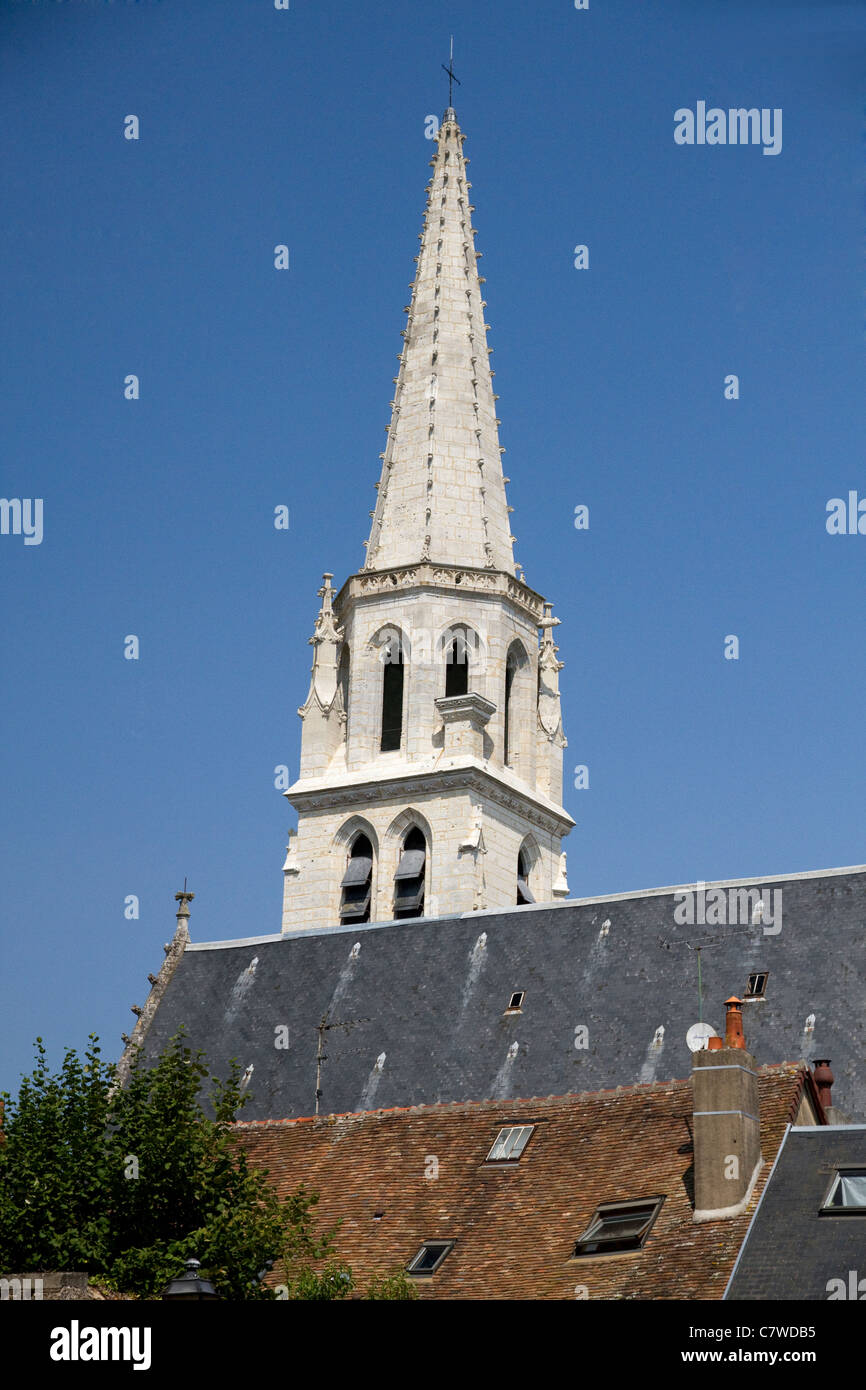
656 928 749 1023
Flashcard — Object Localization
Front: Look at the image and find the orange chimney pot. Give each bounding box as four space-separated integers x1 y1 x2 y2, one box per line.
724 995 746 1049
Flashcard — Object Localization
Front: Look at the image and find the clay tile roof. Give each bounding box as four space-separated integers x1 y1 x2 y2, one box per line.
233 1063 811 1300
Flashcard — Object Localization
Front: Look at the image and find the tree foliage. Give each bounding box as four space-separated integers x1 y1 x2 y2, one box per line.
0 1033 375 1299
364 1269 420 1301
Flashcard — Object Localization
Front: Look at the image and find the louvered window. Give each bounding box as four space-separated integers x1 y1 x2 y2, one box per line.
340 836 373 922
394 827 425 918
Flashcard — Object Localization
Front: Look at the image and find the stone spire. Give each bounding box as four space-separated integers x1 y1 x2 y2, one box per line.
364 108 516 574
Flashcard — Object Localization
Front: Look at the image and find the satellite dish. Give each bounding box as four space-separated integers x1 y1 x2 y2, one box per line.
686 1022 718 1053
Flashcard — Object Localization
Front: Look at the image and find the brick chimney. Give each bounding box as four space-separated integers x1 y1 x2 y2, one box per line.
692 996 763 1222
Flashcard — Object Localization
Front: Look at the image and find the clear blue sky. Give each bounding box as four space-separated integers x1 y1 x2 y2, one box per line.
2 0 865 1091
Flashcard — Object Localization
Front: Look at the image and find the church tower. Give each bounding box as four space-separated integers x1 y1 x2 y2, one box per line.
281 105 574 932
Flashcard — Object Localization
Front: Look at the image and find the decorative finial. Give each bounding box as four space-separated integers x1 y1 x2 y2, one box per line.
310 573 342 646
175 886 194 931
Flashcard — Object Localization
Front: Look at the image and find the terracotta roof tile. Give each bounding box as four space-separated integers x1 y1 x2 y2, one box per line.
234 1062 811 1300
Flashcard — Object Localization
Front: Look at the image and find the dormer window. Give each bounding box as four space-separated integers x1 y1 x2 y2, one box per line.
340 834 373 923
394 826 426 919
821 1169 866 1211
573 1198 664 1257
406 1240 453 1276
486 1124 534 1162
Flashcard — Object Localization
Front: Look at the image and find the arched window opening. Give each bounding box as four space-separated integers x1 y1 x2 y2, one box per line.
337 644 350 718
504 641 530 771
340 834 373 923
517 848 535 906
394 826 426 919
504 659 516 765
380 638 404 751
445 632 469 697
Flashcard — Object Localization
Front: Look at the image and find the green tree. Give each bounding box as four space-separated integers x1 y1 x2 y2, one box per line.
365 1269 420 1300
0 1037 114 1272
102 1033 287 1299
274 1185 353 1299
0 1033 342 1300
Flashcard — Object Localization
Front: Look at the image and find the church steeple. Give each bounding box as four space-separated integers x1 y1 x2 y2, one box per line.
281 99 573 934
364 108 516 575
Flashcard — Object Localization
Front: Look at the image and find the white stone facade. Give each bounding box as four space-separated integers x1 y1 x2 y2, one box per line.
281 108 573 933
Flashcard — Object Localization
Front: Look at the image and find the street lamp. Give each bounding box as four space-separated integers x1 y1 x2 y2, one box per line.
161 1257 220 1301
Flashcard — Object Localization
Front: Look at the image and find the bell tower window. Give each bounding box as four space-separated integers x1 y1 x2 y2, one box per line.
504 640 530 773
517 848 535 905
394 826 426 919
337 644 350 719
504 659 516 765
445 631 469 697
340 834 373 923
380 639 404 751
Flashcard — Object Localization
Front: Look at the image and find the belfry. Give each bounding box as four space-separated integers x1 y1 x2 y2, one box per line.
281 106 574 932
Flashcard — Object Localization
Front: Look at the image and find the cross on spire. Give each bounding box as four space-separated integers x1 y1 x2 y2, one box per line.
441 36 461 108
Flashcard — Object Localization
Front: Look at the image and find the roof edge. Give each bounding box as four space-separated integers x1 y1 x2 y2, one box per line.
185 862 866 950
722 1124 792 1300
229 1061 806 1130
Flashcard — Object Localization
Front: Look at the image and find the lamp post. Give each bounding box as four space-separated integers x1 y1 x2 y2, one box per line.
161 1257 220 1301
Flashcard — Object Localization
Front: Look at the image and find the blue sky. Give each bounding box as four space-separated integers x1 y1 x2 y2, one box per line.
2 0 865 1090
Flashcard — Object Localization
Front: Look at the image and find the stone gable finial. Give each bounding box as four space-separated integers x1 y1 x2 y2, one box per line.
174 884 194 932
310 573 343 647
299 573 345 723
539 603 563 672
538 603 565 744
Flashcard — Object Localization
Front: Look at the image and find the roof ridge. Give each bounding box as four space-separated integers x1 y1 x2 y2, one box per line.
230 1062 806 1129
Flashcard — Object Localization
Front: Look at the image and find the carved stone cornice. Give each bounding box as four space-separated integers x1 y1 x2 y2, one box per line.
334 563 546 624
434 692 496 726
285 763 574 838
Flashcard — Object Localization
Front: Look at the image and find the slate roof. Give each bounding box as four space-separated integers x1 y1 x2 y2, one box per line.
233 1064 813 1300
725 1125 866 1301
132 865 866 1122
